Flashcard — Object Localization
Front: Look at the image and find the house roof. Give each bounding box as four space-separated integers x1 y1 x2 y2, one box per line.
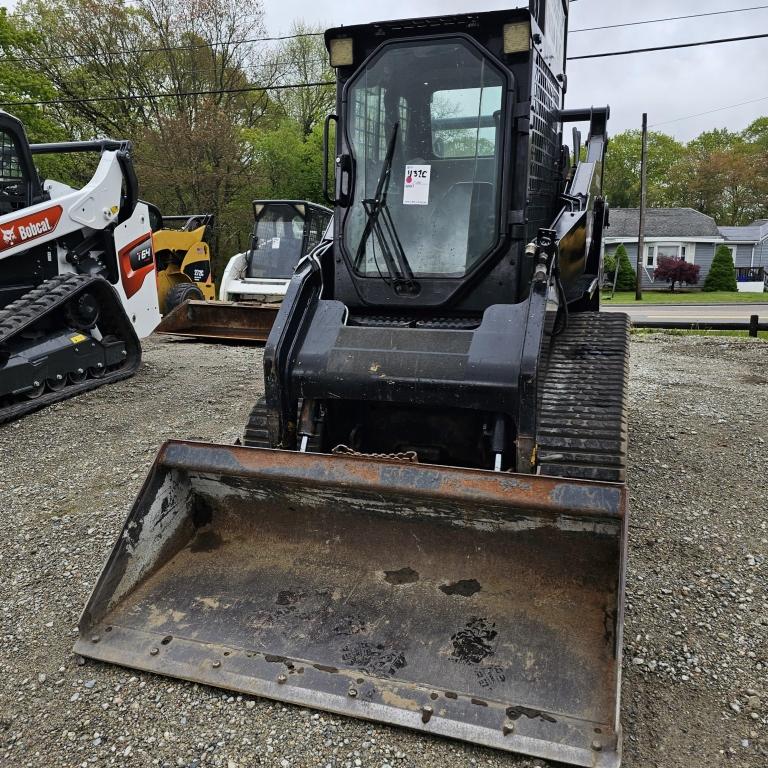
719 220 768 243
607 208 721 239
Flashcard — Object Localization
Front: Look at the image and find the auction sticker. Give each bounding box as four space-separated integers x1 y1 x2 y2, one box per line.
403 165 431 205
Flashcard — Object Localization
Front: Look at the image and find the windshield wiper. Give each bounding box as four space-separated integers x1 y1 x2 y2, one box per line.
354 122 417 292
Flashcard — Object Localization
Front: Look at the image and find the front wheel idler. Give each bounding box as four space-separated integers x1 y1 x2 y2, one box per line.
66 291 100 329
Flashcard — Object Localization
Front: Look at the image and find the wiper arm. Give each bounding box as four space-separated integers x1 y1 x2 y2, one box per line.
354 122 417 290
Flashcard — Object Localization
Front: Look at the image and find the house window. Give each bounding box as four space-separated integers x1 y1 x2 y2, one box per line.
645 243 694 268
725 245 736 264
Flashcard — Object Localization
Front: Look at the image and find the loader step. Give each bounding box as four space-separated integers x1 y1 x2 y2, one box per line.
537 312 630 482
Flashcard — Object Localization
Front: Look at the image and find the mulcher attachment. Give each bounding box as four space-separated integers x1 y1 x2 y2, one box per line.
0 273 141 424
77 441 627 768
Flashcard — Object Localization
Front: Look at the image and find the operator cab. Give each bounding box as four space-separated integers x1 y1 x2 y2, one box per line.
343 40 504 282
245 200 332 280
322 12 559 311
0 112 44 216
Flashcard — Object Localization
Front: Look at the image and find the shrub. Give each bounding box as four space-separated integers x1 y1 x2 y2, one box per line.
615 243 637 291
653 255 701 292
703 245 738 291
603 251 617 276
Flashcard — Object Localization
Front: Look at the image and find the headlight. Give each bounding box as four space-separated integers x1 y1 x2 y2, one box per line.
503 22 530 54
329 37 354 67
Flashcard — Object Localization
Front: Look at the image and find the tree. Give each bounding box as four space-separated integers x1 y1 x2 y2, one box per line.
14 0 269 265
614 244 636 291
653 255 700 292
703 245 738 292
245 119 326 203
603 130 687 208
0 9 62 140
676 128 767 225
603 123 768 225
265 21 335 137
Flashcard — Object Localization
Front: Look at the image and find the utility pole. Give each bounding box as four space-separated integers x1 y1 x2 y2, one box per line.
636 112 648 301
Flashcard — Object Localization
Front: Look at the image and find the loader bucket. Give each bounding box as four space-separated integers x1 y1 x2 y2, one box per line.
76 441 627 768
155 300 278 342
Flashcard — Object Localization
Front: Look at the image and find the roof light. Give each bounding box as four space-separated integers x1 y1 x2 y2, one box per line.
329 37 354 67
503 21 530 54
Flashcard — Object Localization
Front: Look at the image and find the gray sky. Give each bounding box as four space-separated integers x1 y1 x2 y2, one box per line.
264 0 768 141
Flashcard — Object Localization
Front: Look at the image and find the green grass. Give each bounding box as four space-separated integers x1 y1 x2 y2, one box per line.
631 327 768 340
605 290 767 304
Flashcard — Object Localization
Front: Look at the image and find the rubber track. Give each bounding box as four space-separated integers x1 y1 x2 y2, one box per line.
243 398 271 448
536 312 630 482
244 397 321 451
0 274 142 425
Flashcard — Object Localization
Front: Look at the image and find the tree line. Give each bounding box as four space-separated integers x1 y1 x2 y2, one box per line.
603 120 768 226
2 0 767 275
1 0 333 275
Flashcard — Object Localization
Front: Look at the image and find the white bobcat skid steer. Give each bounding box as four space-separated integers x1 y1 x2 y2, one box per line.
219 200 332 303
0 110 160 423
154 200 331 342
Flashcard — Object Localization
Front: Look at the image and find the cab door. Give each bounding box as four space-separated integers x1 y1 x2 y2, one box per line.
0 113 49 306
0 113 43 216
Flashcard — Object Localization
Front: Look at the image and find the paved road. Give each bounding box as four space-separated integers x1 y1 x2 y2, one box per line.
601 302 767 322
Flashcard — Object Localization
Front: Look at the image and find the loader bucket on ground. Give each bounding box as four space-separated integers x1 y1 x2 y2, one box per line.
76 441 627 768
155 300 278 342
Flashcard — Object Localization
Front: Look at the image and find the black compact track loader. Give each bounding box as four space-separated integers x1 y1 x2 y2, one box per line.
78 3 630 766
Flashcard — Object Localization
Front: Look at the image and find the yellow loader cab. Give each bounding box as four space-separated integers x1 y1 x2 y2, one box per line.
150 209 216 314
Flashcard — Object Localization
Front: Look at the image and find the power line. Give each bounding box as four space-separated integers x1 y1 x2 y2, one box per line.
21 58 329 93
4 8 766 66
0 80 334 109
2 31 324 65
571 4 768 33
568 32 768 60
649 95 768 127
4 31 768 108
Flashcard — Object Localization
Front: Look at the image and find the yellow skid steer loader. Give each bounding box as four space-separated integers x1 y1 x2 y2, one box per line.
152 212 216 313
77 4 630 767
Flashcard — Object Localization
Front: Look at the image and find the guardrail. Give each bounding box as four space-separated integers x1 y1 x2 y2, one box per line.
633 314 765 337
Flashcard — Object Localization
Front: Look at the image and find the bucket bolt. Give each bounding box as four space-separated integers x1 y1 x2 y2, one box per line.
149 647 159 656
277 674 287 684
591 739 603 752
348 687 358 698
212 660 221 669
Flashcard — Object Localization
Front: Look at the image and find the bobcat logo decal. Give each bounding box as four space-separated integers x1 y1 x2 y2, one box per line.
0 206 63 252
1 226 16 246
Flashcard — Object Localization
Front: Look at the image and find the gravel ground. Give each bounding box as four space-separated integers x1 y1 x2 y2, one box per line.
0 332 766 768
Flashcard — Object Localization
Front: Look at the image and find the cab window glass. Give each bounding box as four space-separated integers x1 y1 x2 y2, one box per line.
431 86 501 158
0 129 29 214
